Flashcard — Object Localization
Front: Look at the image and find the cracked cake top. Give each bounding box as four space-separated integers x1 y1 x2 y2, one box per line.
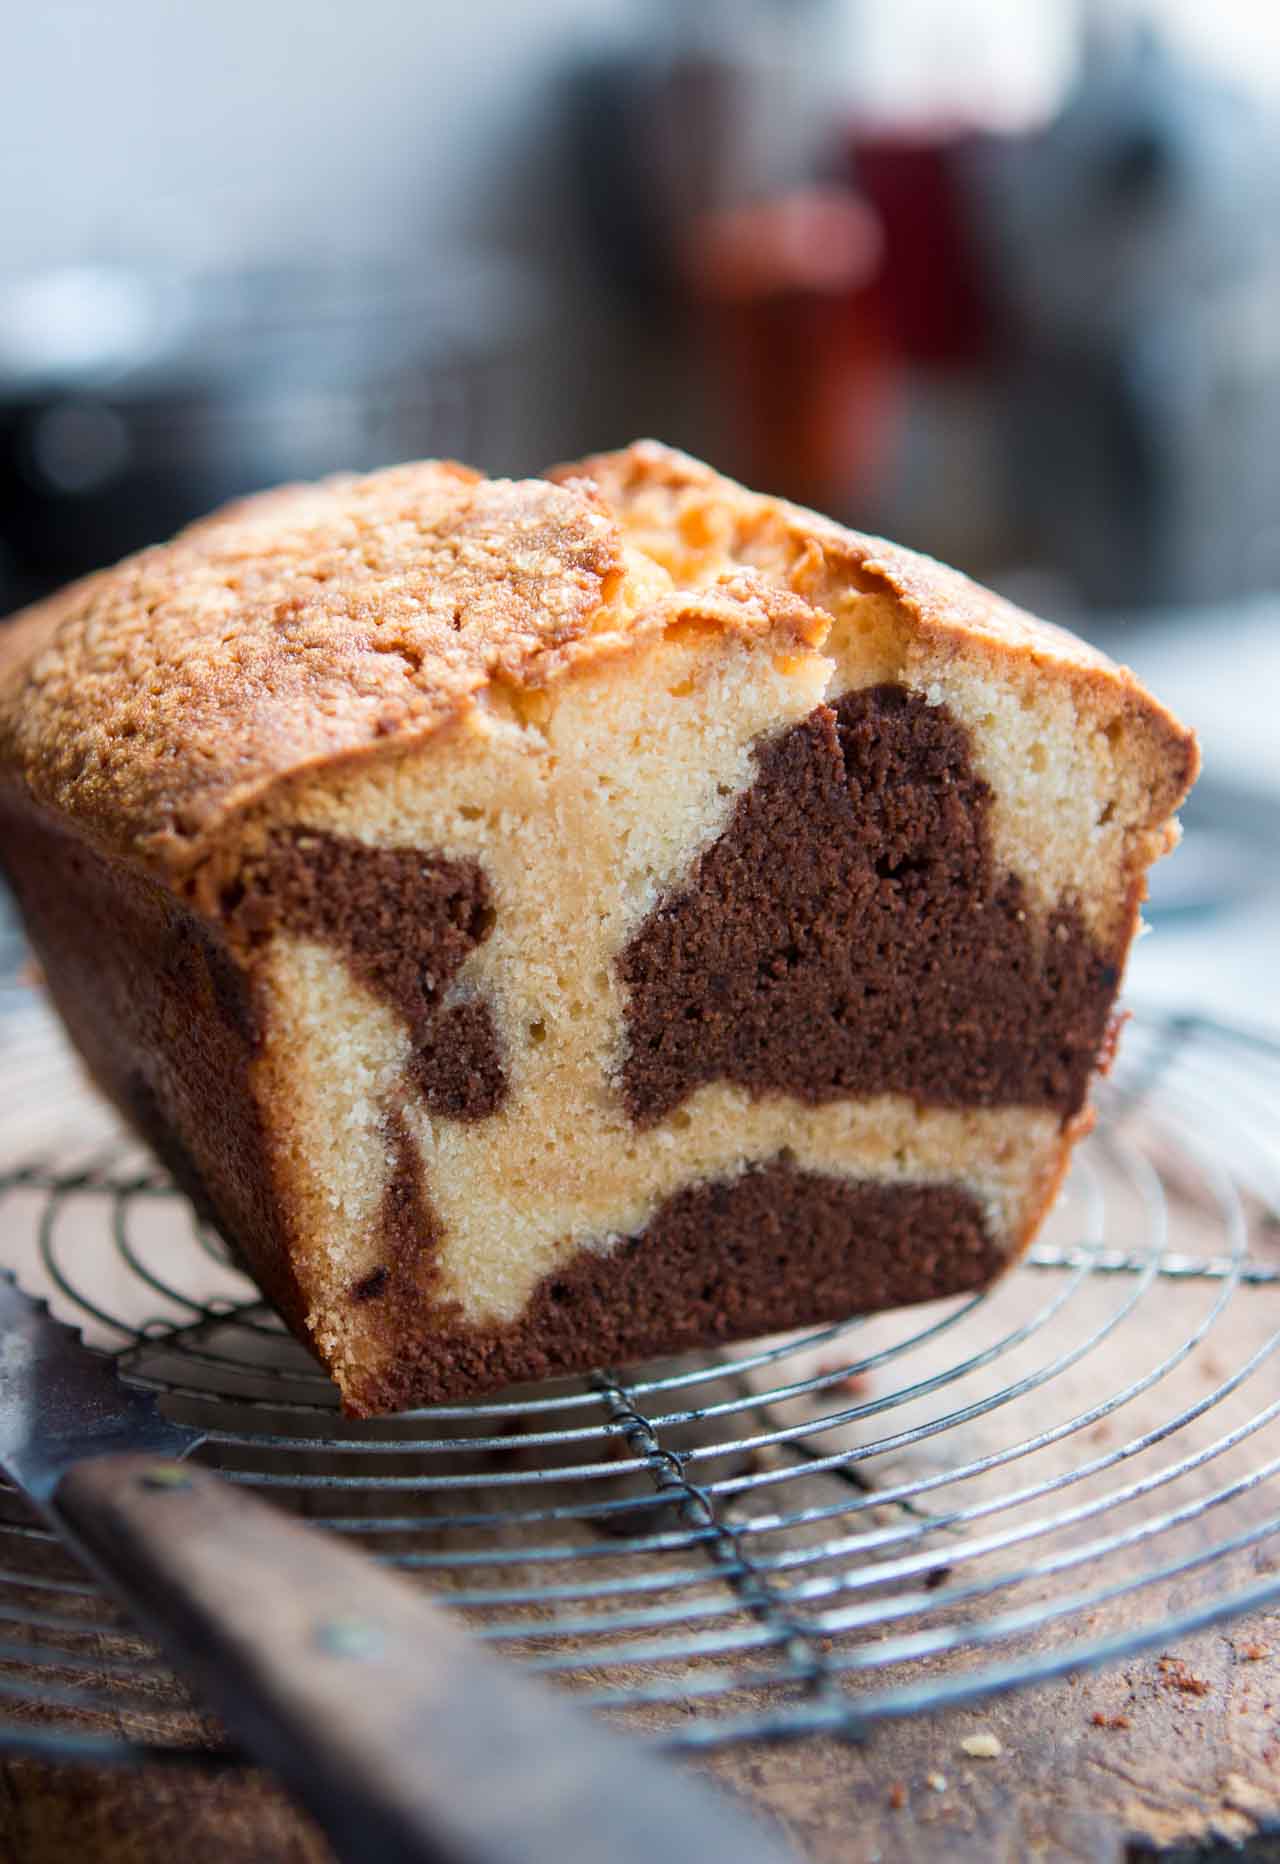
0 440 1195 879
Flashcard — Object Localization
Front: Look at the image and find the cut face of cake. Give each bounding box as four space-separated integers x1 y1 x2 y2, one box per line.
0 443 1197 1413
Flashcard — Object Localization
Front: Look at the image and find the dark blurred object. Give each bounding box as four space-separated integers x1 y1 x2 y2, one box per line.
0 258 541 614
569 44 739 306
569 0 833 305
684 188 895 510
980 18 1280 610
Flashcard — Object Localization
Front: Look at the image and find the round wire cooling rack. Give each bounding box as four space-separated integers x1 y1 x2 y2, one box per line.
0 995 1276 1769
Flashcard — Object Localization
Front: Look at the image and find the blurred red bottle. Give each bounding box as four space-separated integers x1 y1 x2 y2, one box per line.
683 187 898 515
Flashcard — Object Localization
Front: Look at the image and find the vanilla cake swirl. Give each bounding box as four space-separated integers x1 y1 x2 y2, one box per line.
0 442 1197 1413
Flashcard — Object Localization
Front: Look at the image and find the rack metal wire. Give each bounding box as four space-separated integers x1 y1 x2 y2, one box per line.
0 993 1276 1768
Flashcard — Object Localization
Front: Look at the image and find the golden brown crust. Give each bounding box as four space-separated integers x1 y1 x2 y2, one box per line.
554 441 1110 668
0 464 622 875
0 440 1197 887
555 441 1200 829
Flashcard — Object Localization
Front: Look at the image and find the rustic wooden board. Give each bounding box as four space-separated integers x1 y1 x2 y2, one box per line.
1 1610 1278 1864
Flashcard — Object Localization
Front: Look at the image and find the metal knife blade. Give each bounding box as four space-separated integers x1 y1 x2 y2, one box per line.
0 1272 197 1502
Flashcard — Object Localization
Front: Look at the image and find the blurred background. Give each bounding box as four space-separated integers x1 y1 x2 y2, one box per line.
0 0 1275 1027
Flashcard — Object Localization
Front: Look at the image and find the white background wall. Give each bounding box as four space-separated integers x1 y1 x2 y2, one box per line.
3 0 1274 484
0 0 638 272
3 1 1274 277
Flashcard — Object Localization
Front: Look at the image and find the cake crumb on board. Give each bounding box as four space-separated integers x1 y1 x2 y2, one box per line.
1158 1656 1211 1696
1091 1711 1132 1729
960 1732 1003 1759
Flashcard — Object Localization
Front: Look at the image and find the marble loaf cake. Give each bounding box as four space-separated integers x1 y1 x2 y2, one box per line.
0 442 1197 1414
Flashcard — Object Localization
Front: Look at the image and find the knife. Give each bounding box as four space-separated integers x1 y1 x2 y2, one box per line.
0 1274 797 1864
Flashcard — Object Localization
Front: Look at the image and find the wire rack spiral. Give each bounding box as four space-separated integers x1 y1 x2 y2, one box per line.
0 991 1276 1770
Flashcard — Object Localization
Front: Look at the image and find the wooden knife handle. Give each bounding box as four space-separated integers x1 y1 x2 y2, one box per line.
54 1453 796 1864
